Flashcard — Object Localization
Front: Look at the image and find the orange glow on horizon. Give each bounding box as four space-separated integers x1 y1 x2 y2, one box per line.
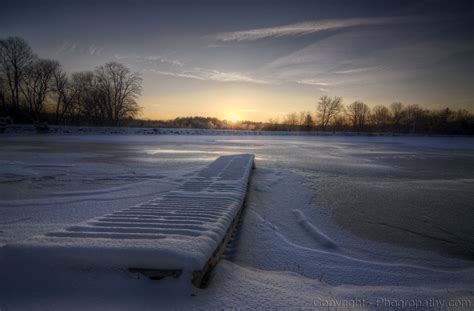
138 85 316 122
226 115 240 123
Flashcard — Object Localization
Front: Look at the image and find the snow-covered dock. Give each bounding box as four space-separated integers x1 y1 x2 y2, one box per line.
2 154 255 287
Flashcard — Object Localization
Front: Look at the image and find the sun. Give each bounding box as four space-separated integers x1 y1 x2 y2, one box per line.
227 115 239 123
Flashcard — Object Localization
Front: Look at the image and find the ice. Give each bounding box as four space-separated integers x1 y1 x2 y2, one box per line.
0 132 473 309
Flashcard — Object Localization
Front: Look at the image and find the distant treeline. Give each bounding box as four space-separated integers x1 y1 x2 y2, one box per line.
0 37 142 126
132 97 474 134
1 37 473 135
260 97 474 135
130 100 474 135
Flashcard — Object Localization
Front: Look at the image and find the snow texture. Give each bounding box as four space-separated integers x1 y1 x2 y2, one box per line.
292 209 338 249
1 134 473 310
1 154 255 272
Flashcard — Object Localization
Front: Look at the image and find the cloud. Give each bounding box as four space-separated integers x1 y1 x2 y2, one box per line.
334 67 376 74
258 21 474 93
296 79 333 86
56 41 103 56
55 41 77 55
87 44 103 56
114 54 183 67
145 68 268 84
113 53 140 60
214 16 414 42
145 69 203 81
143 56 183 67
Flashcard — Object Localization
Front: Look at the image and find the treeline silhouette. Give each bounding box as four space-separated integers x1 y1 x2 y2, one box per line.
131 97 474 134
0 37 142 126
1 37 473 135
260 96 474 134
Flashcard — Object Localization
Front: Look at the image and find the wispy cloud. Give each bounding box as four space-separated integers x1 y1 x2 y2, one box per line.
56 41 77 55
145 69 202 81
145 68 268 84
296 79 333 86
334 67 376 74
113 53 140 60
214 16 414 42
56 41 103 56
87 45 103 56
114 54 184 67
143 56 184 67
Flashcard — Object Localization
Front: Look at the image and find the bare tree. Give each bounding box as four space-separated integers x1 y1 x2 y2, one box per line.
52 66 67 124
404 104 425 133
390 102 404 131
371 105 391 129
20 59 59 121
0 37 35 118
317 96 343 128
0 73 6 115
452 109 473 133
52 65 78 124
284 112 299 130
94 62 142 125
71 71 98 124
346 101 370 130
264 117 280 131
298 111 306 126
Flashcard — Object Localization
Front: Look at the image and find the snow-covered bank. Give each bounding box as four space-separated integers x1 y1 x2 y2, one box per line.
4 124 474 138
1 258 472 310
0 135 473 309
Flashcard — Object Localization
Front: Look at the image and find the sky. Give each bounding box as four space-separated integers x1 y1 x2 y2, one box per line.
1 0 473 121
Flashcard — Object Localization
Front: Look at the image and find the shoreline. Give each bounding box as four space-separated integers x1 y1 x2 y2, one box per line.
3 124 474 138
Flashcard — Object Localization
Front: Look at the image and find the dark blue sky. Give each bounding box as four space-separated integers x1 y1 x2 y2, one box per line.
1 0 473 120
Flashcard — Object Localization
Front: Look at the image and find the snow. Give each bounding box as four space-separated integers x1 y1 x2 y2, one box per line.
2 154 254 273
292 209 338 249
0 133 473 309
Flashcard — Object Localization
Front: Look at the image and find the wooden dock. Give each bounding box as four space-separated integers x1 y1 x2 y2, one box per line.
2 154 255 288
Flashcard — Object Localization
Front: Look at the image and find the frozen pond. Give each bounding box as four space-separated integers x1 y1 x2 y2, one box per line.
1 134 473 260
0 134 473 309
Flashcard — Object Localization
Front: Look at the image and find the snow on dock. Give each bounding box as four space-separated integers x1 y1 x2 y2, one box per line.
1 154 255 287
